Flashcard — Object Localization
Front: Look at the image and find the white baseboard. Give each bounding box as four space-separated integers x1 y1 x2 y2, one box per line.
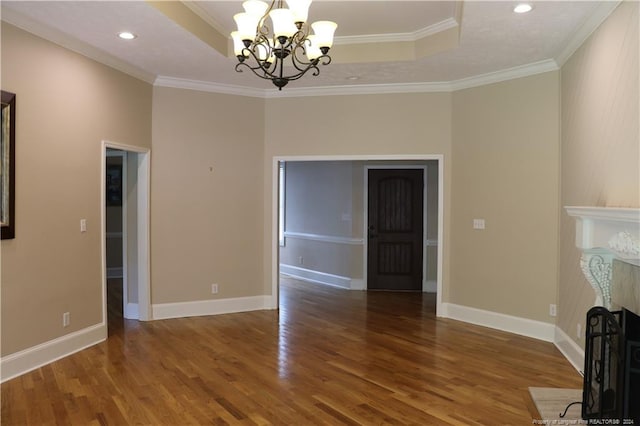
280 264 353 289
424 280 437 293
1 323 106 383
440 303 556 342
152 295 274 320
350 278 366 290
554 326 585 374
124 303 139 319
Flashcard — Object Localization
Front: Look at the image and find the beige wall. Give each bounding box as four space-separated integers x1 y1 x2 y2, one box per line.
263 93 453 298
150 87 265 304
451 72 561 323
0 24 152 356
559 2 639 347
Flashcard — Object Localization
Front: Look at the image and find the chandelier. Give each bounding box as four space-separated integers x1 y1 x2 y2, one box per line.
231 0 337 90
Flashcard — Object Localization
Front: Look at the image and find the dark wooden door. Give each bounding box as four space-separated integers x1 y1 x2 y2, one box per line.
367 169 423 291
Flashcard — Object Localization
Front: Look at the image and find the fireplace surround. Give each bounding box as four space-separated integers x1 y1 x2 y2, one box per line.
565 207 640 313
566 206 640 423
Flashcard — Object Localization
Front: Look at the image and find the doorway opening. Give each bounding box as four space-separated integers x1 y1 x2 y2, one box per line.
274 156 443 314
102 141 151 335
105 149 127 332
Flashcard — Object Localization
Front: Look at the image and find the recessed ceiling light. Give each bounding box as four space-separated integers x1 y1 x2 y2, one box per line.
118 32 137 40
513 3 533 13
346 76 361 81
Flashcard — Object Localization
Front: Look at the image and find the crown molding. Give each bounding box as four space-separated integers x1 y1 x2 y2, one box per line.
267 59 559 97
155 59 559 99
415 17 460 40
0 7 156 84
448 59 559 91
263 81 453 98
154 76 268 98
554 1 621 67
335 17 459 45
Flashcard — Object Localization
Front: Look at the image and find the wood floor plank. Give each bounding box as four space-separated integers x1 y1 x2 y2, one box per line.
2 276 582 424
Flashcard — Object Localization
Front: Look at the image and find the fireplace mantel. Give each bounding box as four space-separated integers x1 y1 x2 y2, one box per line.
565 206 640 309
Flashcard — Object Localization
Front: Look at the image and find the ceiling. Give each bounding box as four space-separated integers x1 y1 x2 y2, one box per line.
0 1 619 95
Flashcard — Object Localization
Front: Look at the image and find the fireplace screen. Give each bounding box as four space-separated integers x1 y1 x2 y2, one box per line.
626 340 640 422
582 307 625 420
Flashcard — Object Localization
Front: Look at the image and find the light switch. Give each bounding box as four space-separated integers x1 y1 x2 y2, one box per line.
473 219 485 230
80 219 87 233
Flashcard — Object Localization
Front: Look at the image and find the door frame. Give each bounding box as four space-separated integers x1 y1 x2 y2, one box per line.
271 154 444 316
364 165 428 292
101 140 152 322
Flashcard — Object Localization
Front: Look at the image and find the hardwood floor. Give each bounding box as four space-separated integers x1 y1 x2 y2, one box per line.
1 277 582 425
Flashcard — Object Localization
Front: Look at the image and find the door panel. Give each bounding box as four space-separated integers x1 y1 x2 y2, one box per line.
368 169 423 291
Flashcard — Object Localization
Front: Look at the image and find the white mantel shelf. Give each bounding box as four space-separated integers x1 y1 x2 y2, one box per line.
565 206 640 310
566 206 640 263
565 206 640 223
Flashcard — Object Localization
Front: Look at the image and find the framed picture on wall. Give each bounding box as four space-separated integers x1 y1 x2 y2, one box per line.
1 90 16 240
106 164 122 206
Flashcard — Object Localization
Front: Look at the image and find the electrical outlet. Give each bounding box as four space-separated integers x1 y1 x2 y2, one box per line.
63 312 70 327
80 219 87 233
298 256 303 265
577 323 582 339
549 304 557 317
211 284 219 294
473 219 485 229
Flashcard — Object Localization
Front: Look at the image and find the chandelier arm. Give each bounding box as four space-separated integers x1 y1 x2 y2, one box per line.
319 55 332 66
256 1 276 39
291 58 313 73
290 53 331 73
237 46 296 81
242 46 270 70
283 63 321 82
235 62 270 80
235 54 330 83
256 22 269 38
291 29 308 46
289 44 313 72
236 47 280 80
255 33 271 47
